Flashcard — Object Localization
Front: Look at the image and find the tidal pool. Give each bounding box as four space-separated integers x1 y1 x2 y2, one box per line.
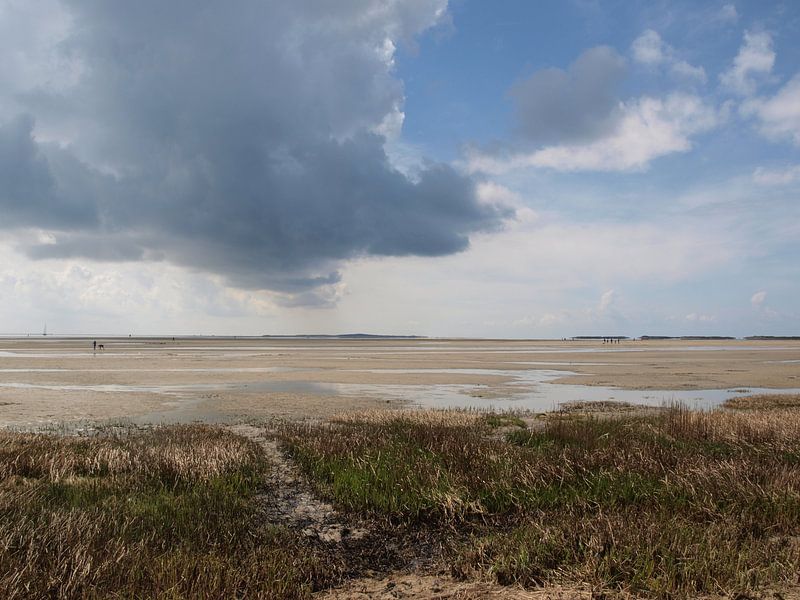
6 367 799 423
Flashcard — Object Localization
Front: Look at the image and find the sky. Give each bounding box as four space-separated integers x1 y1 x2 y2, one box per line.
0 0 799 338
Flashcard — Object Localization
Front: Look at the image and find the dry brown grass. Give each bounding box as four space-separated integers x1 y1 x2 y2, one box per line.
0 425 335 599
331 408 484 427
723 393 800 411
0 425 260 481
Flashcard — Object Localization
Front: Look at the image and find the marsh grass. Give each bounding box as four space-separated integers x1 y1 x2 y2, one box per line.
482 414 528 429
6 407 800 598
723 393 800 410
0 425 335 599
280 406 800 598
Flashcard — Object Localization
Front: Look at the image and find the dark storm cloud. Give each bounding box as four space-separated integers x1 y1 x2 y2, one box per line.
510 46 626 144
23 234 150 262
0 0 510 300
0 115 98 229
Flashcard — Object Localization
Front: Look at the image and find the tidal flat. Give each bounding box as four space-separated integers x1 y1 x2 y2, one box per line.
0 337 799 428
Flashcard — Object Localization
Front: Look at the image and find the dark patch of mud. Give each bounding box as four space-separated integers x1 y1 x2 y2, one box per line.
227 424 449 581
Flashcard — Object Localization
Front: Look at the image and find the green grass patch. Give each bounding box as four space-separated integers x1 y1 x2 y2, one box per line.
482 413 527 429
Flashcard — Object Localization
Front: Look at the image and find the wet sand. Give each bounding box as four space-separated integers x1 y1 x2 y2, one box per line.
0 337 798 428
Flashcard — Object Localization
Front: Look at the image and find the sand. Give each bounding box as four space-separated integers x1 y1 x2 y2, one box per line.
0 337 798 428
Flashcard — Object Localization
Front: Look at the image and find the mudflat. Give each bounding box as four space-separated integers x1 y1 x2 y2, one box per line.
0 337 798 428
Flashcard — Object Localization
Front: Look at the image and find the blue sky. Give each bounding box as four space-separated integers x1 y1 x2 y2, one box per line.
0 1 798 337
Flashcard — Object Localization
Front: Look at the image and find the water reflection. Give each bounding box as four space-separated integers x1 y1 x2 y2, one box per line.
4 367 799 417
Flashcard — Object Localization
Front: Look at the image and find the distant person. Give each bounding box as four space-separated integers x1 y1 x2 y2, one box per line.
93 340 97 352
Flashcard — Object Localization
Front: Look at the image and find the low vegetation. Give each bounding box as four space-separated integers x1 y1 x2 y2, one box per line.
5 405 800 598
723 393 800 410
281 406 800 598
0 425 334 599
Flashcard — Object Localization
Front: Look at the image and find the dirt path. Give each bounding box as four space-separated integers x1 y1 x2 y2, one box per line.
227 423 368 543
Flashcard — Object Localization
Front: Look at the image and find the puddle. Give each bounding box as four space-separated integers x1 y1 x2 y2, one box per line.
513 361 637 366
333 369 800 412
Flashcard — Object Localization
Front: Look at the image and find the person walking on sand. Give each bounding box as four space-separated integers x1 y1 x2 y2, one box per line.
93 340 97 352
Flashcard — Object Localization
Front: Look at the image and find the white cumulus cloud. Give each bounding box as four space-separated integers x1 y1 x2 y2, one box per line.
742 75 800 145
720 30 775 95
631 30 707 83
632 30 666 65
469 93 718 173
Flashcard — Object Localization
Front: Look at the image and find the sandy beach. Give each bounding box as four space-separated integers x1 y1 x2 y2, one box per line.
0 337 798 428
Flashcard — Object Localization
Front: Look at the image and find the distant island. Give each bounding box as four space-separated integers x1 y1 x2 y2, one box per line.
639 335 736 340
261 333 426 339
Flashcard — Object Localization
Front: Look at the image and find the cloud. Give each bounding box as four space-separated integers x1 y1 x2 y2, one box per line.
470 93 718 173
0 1 510 303
751 290 767 307
469 37 716 175
685 313 716 322
720 30 775 95
750 290 781 320
509 46 626 144
598 289 616 313
670 61 708 83
632 30 665 66
742 75 800 145
513 312 567 328
631 30 707 83
0 247 286 334
0 115 98 229
718 4 739 23
752 164 800 185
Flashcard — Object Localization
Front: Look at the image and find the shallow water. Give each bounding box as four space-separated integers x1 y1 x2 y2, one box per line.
5 367 799 418
340 369 800 412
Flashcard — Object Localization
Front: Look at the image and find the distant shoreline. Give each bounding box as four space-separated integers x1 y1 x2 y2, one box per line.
1 333 798 341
